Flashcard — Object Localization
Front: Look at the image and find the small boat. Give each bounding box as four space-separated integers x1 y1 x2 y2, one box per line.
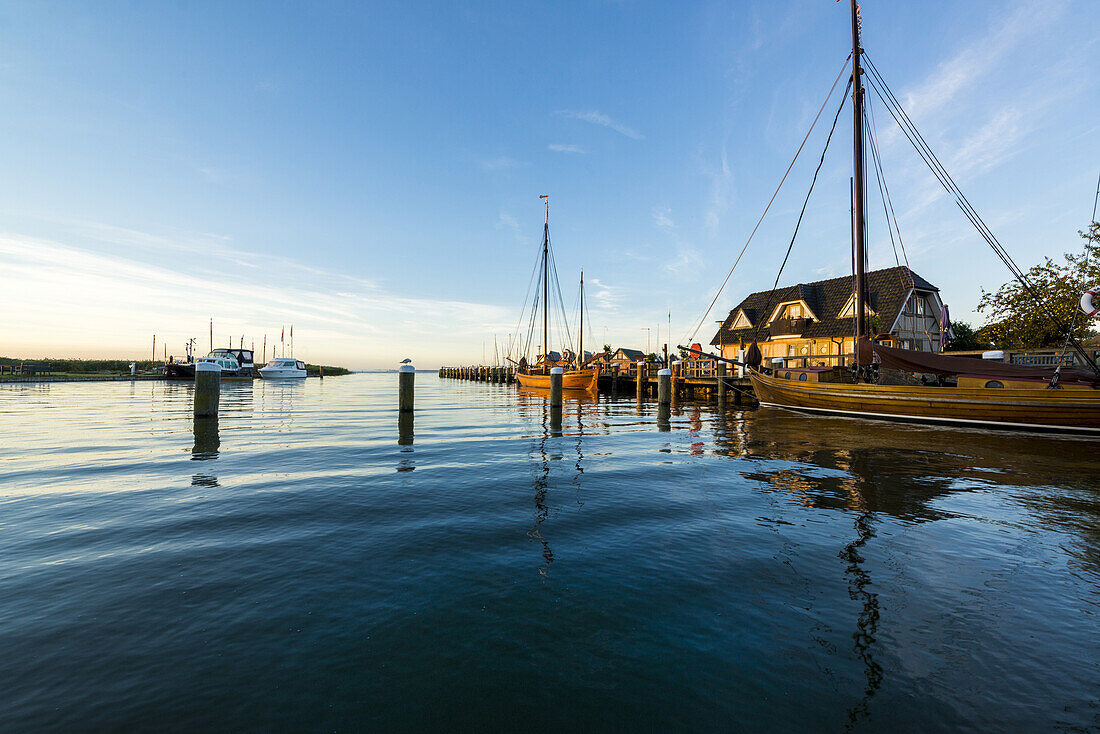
166 348 256 380
513 196 599 393
259 358 307 379
737 0 1100 433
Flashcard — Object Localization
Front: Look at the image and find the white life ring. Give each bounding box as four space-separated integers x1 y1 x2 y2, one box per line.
1082 288 1099 317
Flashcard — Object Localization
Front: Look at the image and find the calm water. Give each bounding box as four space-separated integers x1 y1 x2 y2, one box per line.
1 373 1098 732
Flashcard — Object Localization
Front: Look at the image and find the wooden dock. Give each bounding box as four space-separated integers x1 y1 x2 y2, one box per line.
438 359 755 403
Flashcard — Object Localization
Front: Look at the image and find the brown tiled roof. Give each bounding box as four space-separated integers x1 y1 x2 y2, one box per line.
710 265 937 346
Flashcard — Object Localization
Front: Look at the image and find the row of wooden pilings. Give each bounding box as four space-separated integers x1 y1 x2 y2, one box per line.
438 365 517 383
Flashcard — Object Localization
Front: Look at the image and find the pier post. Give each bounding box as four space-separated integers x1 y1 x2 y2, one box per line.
194 361 221 418
550 366 563 407
399 363 415 413
658 368 672 406
550 366 563 433
636 361 645 400
716 362 727 408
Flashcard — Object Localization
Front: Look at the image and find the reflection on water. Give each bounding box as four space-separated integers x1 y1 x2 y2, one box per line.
191 417 220 487
0 375 1098 731
398 411 414 447
841 508 882 729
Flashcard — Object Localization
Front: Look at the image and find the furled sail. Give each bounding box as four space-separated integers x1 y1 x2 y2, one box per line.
856 339 1099 385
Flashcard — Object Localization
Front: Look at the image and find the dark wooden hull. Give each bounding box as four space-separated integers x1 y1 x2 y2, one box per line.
749 370 1100 433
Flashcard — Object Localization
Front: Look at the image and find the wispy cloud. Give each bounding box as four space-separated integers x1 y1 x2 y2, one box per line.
548 143 586 154
587 277 622 310
478 155 525 171
554 110 643 140
651 206 674 230
900 1 1065 122
0 230 507 367
702 142 732 233
496 211 531 246
949 107 1023 177
664 247 703 274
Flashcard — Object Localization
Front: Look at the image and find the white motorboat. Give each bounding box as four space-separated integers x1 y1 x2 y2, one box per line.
259 358 307 379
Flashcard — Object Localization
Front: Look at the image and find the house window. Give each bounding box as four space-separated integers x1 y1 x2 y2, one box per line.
912 295 928 316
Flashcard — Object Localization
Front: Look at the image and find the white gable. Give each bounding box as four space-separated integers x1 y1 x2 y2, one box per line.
838 294 877 318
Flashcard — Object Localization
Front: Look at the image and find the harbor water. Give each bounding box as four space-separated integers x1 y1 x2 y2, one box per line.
1 373 1097 731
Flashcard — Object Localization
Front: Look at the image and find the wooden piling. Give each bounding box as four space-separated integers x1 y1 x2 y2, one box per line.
716 362 727 408
194 361 221 418
658 368 672 405
399 364 415 412
550 367 563 407
636 361 645 400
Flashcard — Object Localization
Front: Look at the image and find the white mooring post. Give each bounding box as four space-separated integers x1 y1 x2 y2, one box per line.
658 368 672 406
194 361 221 418
549 366 563 407
399 363 415 413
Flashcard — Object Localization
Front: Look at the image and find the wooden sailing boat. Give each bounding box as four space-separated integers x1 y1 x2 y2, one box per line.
515 197 599 393
748 0 1100 433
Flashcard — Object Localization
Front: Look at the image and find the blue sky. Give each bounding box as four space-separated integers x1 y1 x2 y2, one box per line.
2 0 1098 368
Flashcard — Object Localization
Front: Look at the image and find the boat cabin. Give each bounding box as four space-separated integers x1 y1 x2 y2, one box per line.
266 358 306 371
198 352 241 371
210 348 254 367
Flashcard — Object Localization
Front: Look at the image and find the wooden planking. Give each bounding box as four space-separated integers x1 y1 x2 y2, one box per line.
750 371 1100 431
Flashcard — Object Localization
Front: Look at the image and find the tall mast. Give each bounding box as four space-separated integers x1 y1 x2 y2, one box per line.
851 0 868 349
579 269 584 369
541 195 549 365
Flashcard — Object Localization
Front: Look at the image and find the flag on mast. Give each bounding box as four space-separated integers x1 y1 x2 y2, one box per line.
281 326 284 342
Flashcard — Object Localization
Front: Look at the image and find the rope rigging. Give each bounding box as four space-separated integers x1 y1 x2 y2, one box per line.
862 52 1098 374
682 53 852 347
863 95 938 348
747 76 853 353
1053 173 1100 383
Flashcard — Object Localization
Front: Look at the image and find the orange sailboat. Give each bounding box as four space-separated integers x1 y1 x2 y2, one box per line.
514 196 598 393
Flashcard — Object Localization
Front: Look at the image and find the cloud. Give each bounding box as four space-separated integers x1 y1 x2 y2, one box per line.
496 211 531 246
554 110 643 140
651 206 674 230
899 1 1064 122
479 155 525 171
0 230 508 368
949 107 1024 177
548 143 586 154
587 277 622 310
702 143 732 233
664 247 703 274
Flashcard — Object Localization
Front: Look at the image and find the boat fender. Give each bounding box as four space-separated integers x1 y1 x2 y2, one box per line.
1081 288 1099 317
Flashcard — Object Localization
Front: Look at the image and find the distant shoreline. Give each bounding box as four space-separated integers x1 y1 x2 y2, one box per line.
1 357 351 382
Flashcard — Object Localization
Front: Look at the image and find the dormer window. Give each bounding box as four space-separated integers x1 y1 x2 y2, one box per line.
783 303 804 319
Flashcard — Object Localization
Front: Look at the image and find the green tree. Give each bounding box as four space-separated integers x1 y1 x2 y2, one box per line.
944 320 989 351
976 222 1099 348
